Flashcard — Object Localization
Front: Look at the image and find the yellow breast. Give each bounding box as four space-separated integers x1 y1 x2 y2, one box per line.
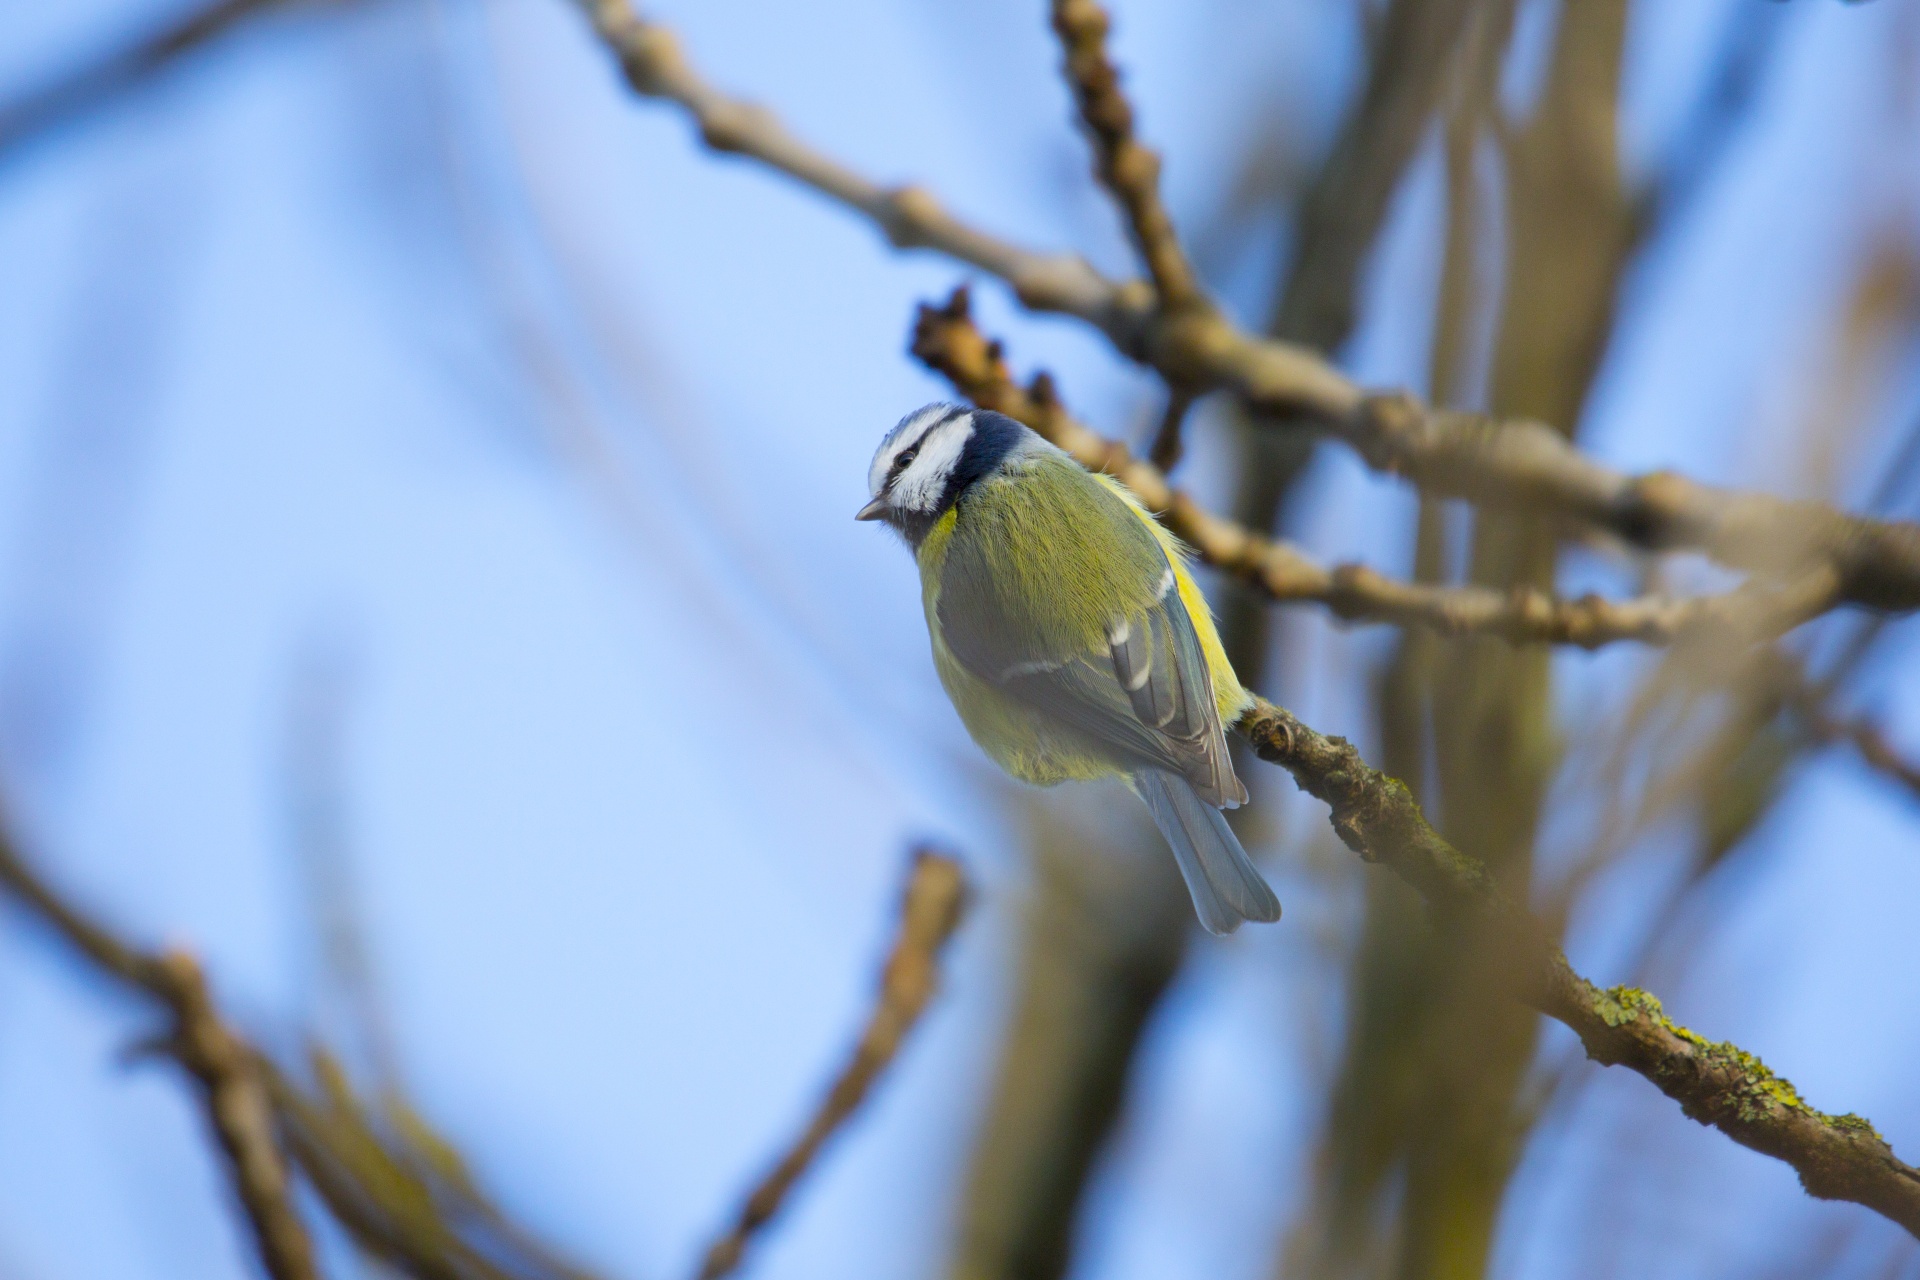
914 475 1251 786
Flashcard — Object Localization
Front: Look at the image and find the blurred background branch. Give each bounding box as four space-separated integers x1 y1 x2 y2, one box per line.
698 849 967 1280
1235 698 1920 1240
0 809 973 1279
0 0 329 161
574 0 1920 615
0 830 319 1280
6 0 1920 1276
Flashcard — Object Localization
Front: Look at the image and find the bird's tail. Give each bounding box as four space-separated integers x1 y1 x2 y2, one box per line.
1133 768 1282 935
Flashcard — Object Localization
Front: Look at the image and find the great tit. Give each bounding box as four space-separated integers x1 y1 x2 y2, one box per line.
859 403 1282 934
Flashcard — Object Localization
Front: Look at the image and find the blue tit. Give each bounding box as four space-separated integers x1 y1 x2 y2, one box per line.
858 403 1281 934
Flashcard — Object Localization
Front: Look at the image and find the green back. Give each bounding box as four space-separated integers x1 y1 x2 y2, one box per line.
930 453 1168 673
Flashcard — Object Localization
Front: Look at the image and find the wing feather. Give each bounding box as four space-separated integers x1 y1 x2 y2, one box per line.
936 463 1246 806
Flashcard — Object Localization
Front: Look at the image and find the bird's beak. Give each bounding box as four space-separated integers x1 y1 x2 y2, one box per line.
855 497 888 521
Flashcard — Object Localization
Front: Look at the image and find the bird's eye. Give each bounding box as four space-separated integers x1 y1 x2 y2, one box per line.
892 447 918 473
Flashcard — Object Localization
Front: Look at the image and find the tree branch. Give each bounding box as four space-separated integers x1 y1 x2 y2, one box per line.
910 288 1825 648
1775 659 1920 806
264 1051 603 1280
0 836 320 1280
560 3 1920 1229
1233 698 1920 1238
1047 0 1202 315
0 0 314 161
1 813 625 1280
0 733 967 1280
1815 709 1920 803
567 0 1135 335
695 849 969 1280
1145 385 1194 474
566 0 1920 614
1272 0 1489 349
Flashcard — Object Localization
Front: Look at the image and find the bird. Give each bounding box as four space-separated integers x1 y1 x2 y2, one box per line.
858 402 1281 934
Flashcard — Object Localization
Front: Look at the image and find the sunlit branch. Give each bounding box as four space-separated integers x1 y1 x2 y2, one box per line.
567 0 1920 615
1047 0 1203 316
911 288 1820 649
569 0 1920 1235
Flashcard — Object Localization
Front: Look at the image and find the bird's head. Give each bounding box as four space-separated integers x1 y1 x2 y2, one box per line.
857 403 1027 544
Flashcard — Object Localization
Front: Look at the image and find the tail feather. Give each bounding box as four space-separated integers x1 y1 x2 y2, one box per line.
1134 769 1282 935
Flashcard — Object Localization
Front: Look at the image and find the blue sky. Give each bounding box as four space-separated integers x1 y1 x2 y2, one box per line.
2 1 1919 1278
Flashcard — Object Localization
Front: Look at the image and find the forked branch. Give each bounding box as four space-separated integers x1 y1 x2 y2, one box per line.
911 289 1823 649
567 0 1920 614
0 835 319 1280
570 0 1920 1237
695 849 969 1280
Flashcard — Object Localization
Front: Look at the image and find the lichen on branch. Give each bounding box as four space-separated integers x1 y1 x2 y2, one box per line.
1234 698 1920 1235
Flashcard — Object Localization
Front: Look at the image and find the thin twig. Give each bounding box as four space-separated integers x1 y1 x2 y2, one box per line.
0 837 320 1280
263 1055 546 1280
1775 663 1920 805
1274 0 1491 348
1048 0 1203 314
568 0 1132 333
911 289 1824 648
0 0 313 161
1232 698 1920 1238
1818 712 1920 802
695 849 969 1280
0 815 602 1280
1629 2 1786 246
1145 386 1195 473
567 0 1920 613
165 954 325 1280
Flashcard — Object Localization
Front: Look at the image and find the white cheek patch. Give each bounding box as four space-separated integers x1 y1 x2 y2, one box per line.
892 416 972 512
869 404 962 497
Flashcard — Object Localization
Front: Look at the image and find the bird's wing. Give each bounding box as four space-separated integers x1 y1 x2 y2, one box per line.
936 466 1246 807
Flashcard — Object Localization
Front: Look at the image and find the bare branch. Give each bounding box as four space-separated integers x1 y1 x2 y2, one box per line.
1813 710 1920 802
558 6 1920 1227
0 0 312 161
695 849 969 1280
0 815 606 1280
1776 661 1920 805
1234 698 1920 1238
565 0 1920 615
1630 3 1787 246
1274 0 1493 349
567 0 1133 333
911 289 1825 648
264 1050 603 1280
0 838 319 1280
1047 0 1203 315
1144 386 1194 473
166 955 325 1280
